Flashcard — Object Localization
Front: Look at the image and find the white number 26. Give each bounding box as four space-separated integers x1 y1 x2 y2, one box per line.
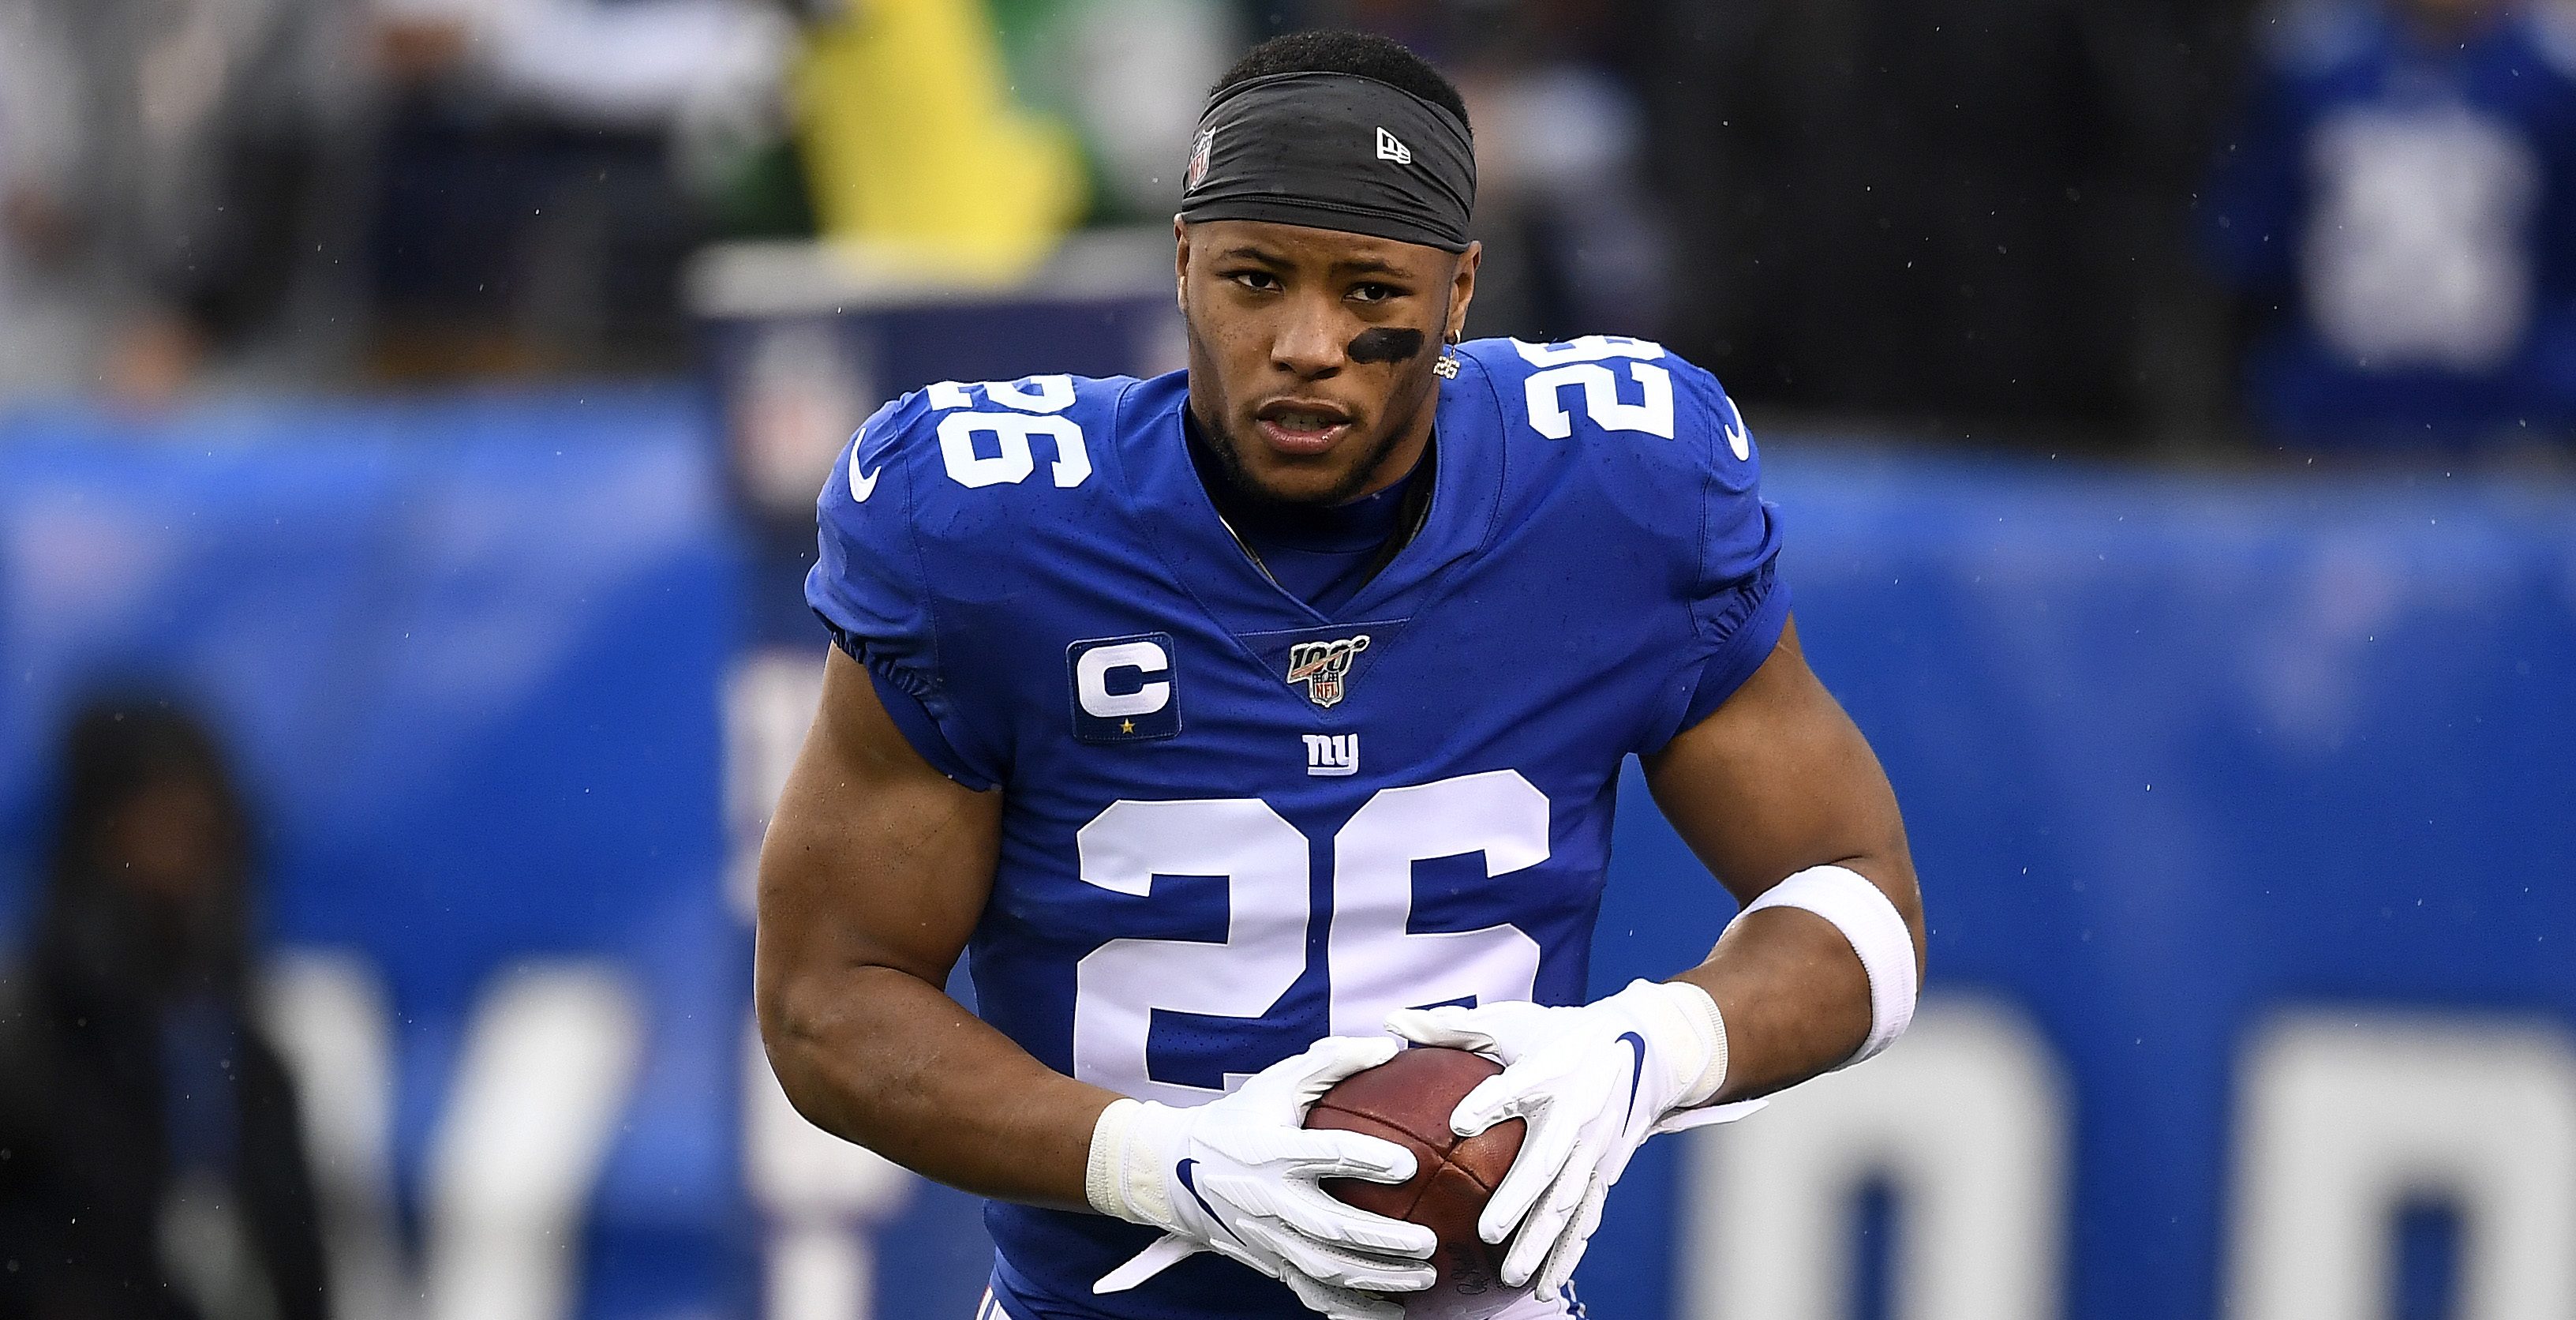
925 375 1091 490
1071 770 1550 1105
1515 336 1676 441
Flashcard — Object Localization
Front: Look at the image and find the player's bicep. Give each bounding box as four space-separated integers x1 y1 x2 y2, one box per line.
755 645 1001 998
1640 616 1922 954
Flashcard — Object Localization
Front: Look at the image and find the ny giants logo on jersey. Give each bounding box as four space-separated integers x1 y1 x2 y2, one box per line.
1302 733 1359 777
1285 635 1370 707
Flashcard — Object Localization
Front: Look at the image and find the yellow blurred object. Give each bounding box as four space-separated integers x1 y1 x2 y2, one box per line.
796 0 1088 283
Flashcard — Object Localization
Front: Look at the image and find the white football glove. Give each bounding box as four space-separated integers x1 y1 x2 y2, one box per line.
1087 1036 1440 1320
1384 980 1747 1299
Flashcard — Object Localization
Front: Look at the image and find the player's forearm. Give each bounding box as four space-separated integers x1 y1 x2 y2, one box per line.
1641 621 1926 1101
1672 887 1889 1101
1661 829 1923 1099
758 962 1113 1210
754 650 1114 1206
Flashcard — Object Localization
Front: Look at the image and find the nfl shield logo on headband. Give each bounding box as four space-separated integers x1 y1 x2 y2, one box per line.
1185 128 1215 190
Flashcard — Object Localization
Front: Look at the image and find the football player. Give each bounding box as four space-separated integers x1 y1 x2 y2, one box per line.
757 30 1924 1320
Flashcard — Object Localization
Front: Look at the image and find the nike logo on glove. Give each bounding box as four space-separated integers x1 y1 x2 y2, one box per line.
1174 1159 1241 1243
1617 1031 1648 1131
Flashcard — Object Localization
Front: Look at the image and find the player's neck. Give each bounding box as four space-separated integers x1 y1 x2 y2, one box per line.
1182 411 1436 572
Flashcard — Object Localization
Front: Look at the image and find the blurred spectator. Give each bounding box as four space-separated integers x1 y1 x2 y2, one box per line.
0 699 328 1320
1294 0 1672 343
795 0 1085 276
0 0 365 405
365 0 796 378
2203 0 2576 449
1644 0 2237 444
988 0 1236 226
0 0 87 397
373 0 793 126
1448 0 1673 342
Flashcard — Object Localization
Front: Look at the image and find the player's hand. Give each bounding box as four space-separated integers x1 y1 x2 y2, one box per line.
1090 1036 1439 1320
1384 980 1728 1299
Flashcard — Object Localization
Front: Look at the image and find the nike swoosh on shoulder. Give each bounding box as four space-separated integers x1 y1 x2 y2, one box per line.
1723 420 1751 463
849 463 885 503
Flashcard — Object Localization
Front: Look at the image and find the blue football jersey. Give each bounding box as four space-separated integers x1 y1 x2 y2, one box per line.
2203 0 2576 443
807 336 1788 1318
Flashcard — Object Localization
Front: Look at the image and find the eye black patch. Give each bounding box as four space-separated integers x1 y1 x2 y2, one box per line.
1346 328 1427 365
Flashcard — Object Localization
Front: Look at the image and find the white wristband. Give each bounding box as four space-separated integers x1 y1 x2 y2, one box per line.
1086 1097 1161 1224
1593 978 1733 1116
1735 864 1917 1067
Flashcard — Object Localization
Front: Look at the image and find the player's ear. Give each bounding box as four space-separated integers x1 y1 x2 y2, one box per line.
1174 216 1191 316
1445 241 1481 343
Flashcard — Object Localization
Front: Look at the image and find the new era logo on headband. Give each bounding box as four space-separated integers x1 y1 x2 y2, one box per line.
1181 72 1470 251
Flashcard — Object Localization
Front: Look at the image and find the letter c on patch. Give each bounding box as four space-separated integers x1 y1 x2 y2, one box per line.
1076 640 1171 718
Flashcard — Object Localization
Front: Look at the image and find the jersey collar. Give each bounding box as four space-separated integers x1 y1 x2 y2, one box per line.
1110 356 1507 638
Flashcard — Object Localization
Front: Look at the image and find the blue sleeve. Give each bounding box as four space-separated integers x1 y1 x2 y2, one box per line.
1651 371 1791 748
1677 560 1791 731
808 621 989 788
805 396 1009 790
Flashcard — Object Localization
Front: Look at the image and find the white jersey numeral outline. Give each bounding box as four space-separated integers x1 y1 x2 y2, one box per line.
1069 771 1550 1105
905 375 1092 493
1513 336 1684 444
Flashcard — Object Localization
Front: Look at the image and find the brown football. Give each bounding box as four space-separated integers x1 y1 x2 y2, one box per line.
1305 1045 1526 1297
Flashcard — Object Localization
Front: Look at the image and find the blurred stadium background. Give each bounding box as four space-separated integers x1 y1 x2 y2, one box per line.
1 1 2572 1318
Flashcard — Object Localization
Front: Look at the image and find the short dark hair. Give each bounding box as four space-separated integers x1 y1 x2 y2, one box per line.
38 694 257 999
1210 31 1470 136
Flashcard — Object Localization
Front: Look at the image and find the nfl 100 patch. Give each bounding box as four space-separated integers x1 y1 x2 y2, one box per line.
1286 633 1371 708
1067 633 1181 742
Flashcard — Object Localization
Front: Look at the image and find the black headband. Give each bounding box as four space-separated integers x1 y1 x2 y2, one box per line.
1180 71 1476 253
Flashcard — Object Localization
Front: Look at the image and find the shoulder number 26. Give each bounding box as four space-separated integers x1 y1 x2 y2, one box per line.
924 375 1091 490
1516 336 1676 440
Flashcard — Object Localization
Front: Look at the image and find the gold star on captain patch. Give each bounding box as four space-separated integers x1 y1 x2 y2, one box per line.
1121 719 1135 733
